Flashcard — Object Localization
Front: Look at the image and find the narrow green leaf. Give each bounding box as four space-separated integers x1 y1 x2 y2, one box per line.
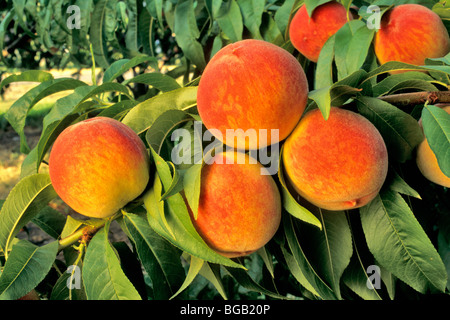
82 222 141 300
224 262 286 299
360 189 448 294
315 34 336 90
120 212 185 299
170 254 204 299
0 240 59 300
102 55 159 83
314 210 353 299
236 0 265 39
280 246 320 298
283 214 336 300
200 262 228 300
121 86 198 134
0 174 57 257
145 109 193 154
173 0 206 70
216 0 244 43
356 96 424 163
345 26 375 76
123 72 181 92
421 105 450 177
90 0 111 68
0 70 53 92
278 147 322 229
144 148 244 269
4 78 87 153
182 163 203 221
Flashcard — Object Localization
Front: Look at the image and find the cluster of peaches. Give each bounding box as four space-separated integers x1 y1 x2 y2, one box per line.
48 2 450 259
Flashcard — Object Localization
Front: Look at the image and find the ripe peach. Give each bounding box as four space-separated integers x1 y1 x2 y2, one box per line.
49 117 150 219
282 107 388 211
374 4 450 67
197 39 308 150
416 106 450 187
289 1 351 63
189 151 281 258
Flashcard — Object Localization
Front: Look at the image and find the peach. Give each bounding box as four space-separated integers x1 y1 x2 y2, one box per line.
197 39 308 150
289 1 352 63
282 107 388 211
416 106 450 187
189 151 281 258
374 4 450 67
49 117 150 219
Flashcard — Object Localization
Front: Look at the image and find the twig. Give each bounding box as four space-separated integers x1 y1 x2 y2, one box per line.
378 91 450 107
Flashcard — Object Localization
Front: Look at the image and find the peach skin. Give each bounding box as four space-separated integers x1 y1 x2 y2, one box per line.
189 151 281 258
49 117 150 218
282 107 389 211
374 4 450 68
197 39 308 150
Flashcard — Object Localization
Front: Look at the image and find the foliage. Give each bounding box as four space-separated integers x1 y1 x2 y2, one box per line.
0 0 449 300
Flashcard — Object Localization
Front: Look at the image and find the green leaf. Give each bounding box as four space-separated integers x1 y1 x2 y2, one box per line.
31 206 67 240
356 96 424 163
283 214 336 300
170 254 204 299
341 253 383 300
433 1 450 20
385 166 421 200
121 86 198 135
216 0 243 43
345 26 375 76
0 174 57 258
421 105 450 177
278 147 322 229
90 0 111 68
0 240 59 300
4 78 87 153
102 55 159 83
236 0 265 39
119 212 185 299
182 163 203 221
334 20 366 80
144 148 244 269
296 209 353 299
173 0 206 70
308 87 332 120
122 72 182 92
224 262 286 299
200 262 228 300
360 189 448 294
280 246 320 298
315 34 336 90
304 0 332 16
361 62 450 85
82 222 141 300
372 72 438 97
145 109 193 154
0 70 53 92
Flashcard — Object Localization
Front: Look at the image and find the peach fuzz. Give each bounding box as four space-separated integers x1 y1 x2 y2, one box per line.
289 1 351 63
49 117 150 219
374 4 450 67
189 151 281 258
196 39 308 150
416 106 450 187
282 107 389 211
